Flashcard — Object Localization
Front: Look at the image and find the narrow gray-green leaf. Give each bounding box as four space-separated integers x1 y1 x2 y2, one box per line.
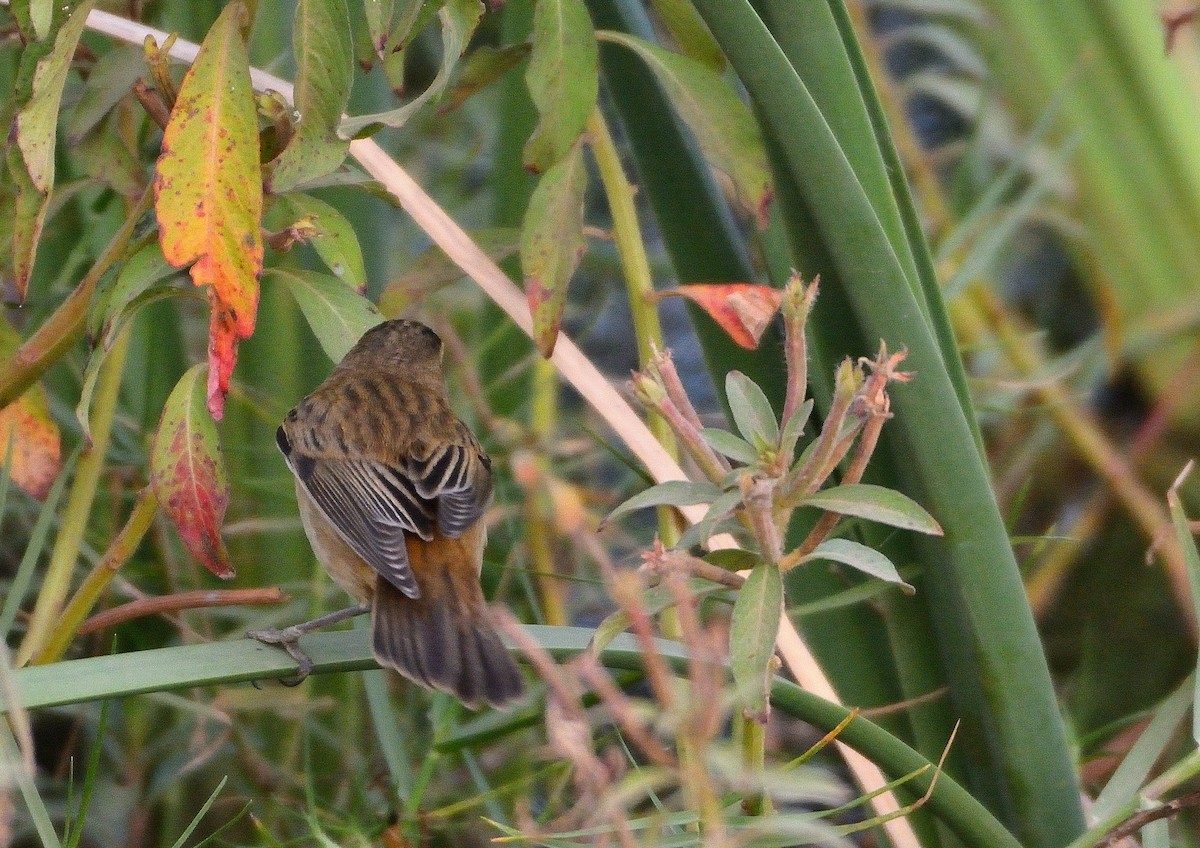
801 539 914 594
271 268 384 362
523 0 598 172
339 0 483 137
521 142 587 357
801 483 943 536
692 489 743 546
605 479 722 526
16 0 96 191
730 561 782 719
269 0 354 192
599 29 771 227
276 194 367 291
780 397 814 463
701 427 759 465
726 370 779 448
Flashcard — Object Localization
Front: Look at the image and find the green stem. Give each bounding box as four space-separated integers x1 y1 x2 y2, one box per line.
586 104 679 551
35 487 159 665
0 185 153 409
529 357 567 626
740 714 770 816
17 324 132 666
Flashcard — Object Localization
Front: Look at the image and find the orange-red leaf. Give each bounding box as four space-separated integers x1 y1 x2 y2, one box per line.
154 2 263 419
151 364 232 579
658 283 783 349
0 389 62 501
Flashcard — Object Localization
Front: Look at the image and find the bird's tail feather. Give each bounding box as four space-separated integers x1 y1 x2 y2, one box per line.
371 577 524 709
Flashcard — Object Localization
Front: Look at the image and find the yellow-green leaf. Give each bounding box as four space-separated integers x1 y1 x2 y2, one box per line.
150 364 232 579
521 142 587 357
523 0 598 173
648 0 724 72
154 2 263 418
601 30 772 228
268 0 353 193
16 0 96 192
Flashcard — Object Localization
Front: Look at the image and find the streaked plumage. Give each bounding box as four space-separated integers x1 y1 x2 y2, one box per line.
275 319 523 708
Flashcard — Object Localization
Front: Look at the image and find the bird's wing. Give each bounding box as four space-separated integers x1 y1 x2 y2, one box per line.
278 426 432 598
407 435 493 539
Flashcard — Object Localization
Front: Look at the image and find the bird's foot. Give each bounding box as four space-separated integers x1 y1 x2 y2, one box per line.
246 603 370 686
247 625 316 685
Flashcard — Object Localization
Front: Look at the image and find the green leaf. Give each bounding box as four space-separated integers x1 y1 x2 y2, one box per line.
274 194 367 291
268 0 354 193
16 0 95 191
523 0 598 172
150 364 232 579
801 483 943 536
271 268 384 362
78 241 195 439
599 30 772 227
648 0 725 72
7 144 47 299
1167 473 1200 743
705 548 759 573
590 578 725 655
800 539 914 594
363 0 398 53
604 479 722 526
66 45 145 143
440 43 532 114
725 370 779 447
92 241 180 340
339 0 484 137
730 561 782 720
521 142 587 357
780 397 813 463
701 427 759 465
689 489 743 547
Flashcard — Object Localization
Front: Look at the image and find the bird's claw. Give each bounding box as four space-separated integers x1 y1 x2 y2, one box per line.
247 626 315 686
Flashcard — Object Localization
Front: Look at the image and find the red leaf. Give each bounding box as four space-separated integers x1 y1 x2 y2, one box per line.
151 364 232 578
658 283 783 349
206 300 239 420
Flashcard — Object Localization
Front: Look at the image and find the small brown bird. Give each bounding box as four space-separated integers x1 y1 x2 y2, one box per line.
254 319 524 708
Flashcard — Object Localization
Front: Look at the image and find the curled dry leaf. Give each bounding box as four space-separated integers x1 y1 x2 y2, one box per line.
656 283 783 349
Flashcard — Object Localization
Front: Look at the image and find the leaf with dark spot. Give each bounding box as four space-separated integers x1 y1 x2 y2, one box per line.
150 364 232 579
